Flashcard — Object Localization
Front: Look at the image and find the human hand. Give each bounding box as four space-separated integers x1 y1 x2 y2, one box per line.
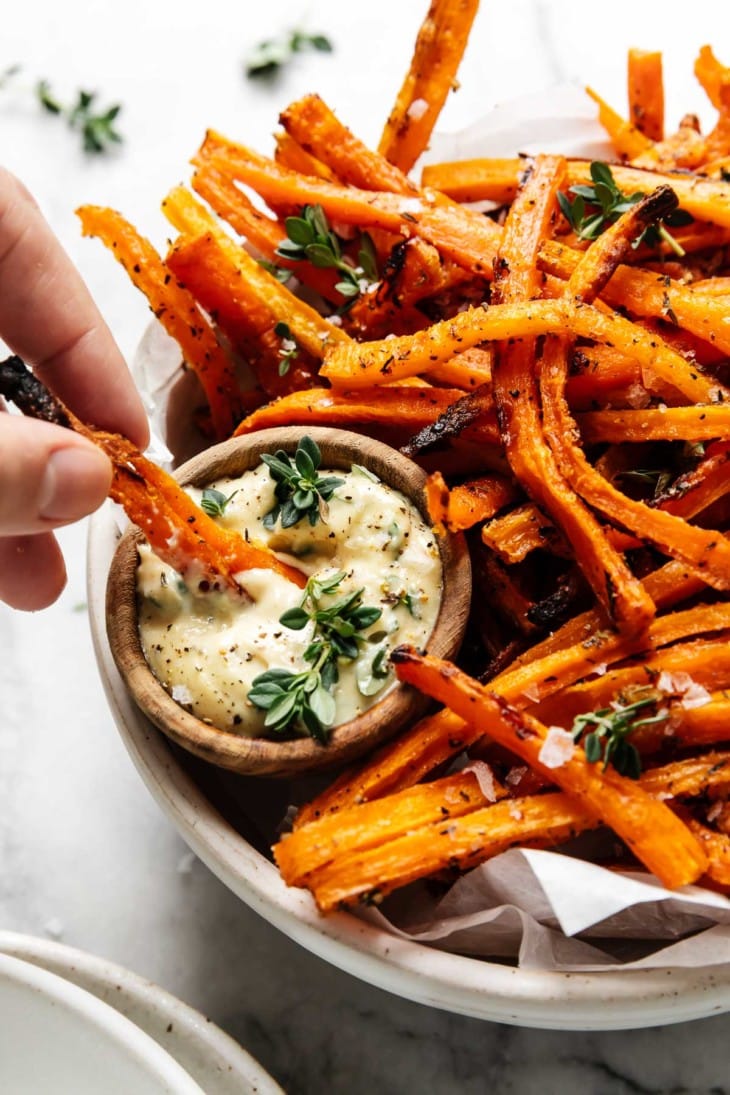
0 167 148 610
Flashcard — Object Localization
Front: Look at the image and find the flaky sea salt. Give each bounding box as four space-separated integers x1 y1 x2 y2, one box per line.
538 726 575 769
463 761 498 802
681 682 712 709
406 97 429 121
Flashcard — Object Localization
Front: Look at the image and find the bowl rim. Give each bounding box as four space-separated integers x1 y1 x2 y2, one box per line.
90 505 730 1031
105 426 471 777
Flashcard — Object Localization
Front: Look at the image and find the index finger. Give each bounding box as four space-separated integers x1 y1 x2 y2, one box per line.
0 167 148 448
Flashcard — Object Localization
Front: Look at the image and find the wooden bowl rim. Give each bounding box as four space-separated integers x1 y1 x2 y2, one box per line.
106 426 471 777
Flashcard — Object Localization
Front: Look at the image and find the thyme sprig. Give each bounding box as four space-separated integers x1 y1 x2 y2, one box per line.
200 487 239 517
274 320 299 376
36 81 123 153
0 66 123 153
245 29 333 80
262 435 344 529
248 571 383 740
276 204 378 299
558 161 692 255
571 689 667 779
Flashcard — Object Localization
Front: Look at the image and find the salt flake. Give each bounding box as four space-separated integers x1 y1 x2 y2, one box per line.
538 726 575 769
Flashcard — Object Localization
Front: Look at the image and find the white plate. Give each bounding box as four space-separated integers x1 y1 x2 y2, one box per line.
0 951 203 1094
88 506 730 1030
0 932 283 1095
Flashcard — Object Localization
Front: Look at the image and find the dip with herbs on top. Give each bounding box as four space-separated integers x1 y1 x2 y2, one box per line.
136 438 442 740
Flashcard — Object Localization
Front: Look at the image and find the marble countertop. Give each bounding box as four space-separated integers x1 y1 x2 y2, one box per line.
2 1 730 1090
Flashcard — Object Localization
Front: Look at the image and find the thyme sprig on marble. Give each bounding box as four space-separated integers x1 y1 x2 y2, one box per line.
245 28 333 80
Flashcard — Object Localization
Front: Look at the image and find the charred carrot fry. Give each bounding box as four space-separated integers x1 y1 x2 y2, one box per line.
76 205 241 440
0 356 305 591
232 385 484 442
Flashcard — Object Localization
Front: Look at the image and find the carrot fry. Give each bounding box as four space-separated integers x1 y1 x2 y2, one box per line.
414 157 730 226
579 405 730 444
322 297 723 404
76 205 241 440
0 356 305 591
280 94 416 194
283 752 730 911
161 186 348 360
232 385 485 443
482 503 569 563
202 134 500 275
273 130 335 180
391 647 707 888
377 0 480 174
534 637 730 728
586 85 657 161
191 166 341 302
426 471 517 532
628 49 665 142
695 45 728 110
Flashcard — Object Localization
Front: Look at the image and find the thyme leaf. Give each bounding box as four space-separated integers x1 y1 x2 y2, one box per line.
558 161 691 255
262 435 344 529
571 689 667 778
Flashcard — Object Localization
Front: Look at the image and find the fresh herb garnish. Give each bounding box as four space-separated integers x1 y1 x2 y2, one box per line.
0 67 123 153
248 571 383 740
262 435 344 529
245 28 333 80
571 689 666 779
200 487 239 517
258 258 292 284
274 320 298 376
276 204 378 300
616 467 673 498
36 81 123 153
558 161 692 255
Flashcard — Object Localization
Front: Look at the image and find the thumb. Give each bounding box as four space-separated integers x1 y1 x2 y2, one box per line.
0 413 112 536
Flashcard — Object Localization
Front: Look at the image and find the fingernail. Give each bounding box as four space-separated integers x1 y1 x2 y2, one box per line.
39 446 111 522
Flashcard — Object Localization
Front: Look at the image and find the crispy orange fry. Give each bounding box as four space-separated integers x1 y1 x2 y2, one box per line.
76 205 241 440
378 0 480 173
586 85 657 161
426 470 517 532
628 49 665 142
322 297 723 404
391 647 707 888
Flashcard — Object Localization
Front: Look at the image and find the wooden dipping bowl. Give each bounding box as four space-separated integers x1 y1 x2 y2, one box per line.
106 427 471 777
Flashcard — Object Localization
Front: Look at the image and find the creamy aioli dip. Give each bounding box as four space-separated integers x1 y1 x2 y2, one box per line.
137 461 442 736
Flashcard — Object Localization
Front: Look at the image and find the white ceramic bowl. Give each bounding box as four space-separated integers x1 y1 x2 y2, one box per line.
0 932 283 1095
0 951 203 1094
88 505 730 1030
